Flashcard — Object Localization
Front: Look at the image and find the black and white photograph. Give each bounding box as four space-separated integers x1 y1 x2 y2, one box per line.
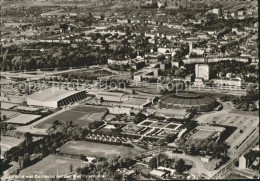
0 0 259 180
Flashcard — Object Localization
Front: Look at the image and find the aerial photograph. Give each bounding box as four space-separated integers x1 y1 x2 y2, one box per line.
0 0 259 180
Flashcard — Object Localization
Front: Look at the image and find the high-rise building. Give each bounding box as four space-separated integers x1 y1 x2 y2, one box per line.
195 64 211 81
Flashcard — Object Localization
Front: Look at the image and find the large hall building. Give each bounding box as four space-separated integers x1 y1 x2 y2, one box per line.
27 88 87 108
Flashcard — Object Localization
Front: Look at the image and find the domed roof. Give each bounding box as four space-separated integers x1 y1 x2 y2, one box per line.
159 92 216 106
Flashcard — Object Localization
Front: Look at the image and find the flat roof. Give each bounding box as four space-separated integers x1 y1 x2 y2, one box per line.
97 91 125 97
150 169 166 177
6 114 41 124
27 88 83 102
1 102 17 110
14 106 40 111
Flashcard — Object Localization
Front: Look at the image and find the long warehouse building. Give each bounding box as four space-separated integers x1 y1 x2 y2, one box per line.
27 88 87 108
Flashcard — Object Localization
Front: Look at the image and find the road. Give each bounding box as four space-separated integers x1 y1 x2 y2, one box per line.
1 67 88 80
186 86 247 96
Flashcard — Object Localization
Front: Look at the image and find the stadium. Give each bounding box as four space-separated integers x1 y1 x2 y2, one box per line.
158 92 216 112
27 88 87 108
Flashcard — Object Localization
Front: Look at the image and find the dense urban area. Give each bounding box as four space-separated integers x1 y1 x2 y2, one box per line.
0 0 259 180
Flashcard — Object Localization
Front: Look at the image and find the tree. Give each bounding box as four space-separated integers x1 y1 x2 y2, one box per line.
69 163 73 173
53 120 61 128
18 156 24 169
158 153 169 166
133 113 147 124
148 157 157 169
34 146 39 154
81 128 89 139
80 154 87 161
164 0 167 7
201 141 208 151
165 134 177 143
157 139 165 146
247 65 256 74
212 142 221 158
190 145 196 155
112 172 123 181
174 69 187 78
246 86 258 102
51 142 57 154
175 138 185 149
175 159 186 174
23 153 30 167
7 124 14 130
207 140 215 151
24 132 33 146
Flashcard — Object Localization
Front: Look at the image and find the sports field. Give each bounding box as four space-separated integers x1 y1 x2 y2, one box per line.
19 155 87 176
59 141 141 157
35 106 107 129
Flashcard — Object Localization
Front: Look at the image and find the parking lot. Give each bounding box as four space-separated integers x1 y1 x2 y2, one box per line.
197 112 259 154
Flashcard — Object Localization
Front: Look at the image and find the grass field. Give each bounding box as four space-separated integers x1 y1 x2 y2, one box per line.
35 106 107 129
59 141 141 158
19 155 87 176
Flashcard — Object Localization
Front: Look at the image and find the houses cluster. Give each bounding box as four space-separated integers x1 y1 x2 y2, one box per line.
85 133 128 144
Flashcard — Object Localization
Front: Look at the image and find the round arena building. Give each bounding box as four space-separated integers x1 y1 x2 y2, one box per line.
158 92 216 112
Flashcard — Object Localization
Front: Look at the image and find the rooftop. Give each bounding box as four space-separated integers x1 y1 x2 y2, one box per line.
27 88 83 102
